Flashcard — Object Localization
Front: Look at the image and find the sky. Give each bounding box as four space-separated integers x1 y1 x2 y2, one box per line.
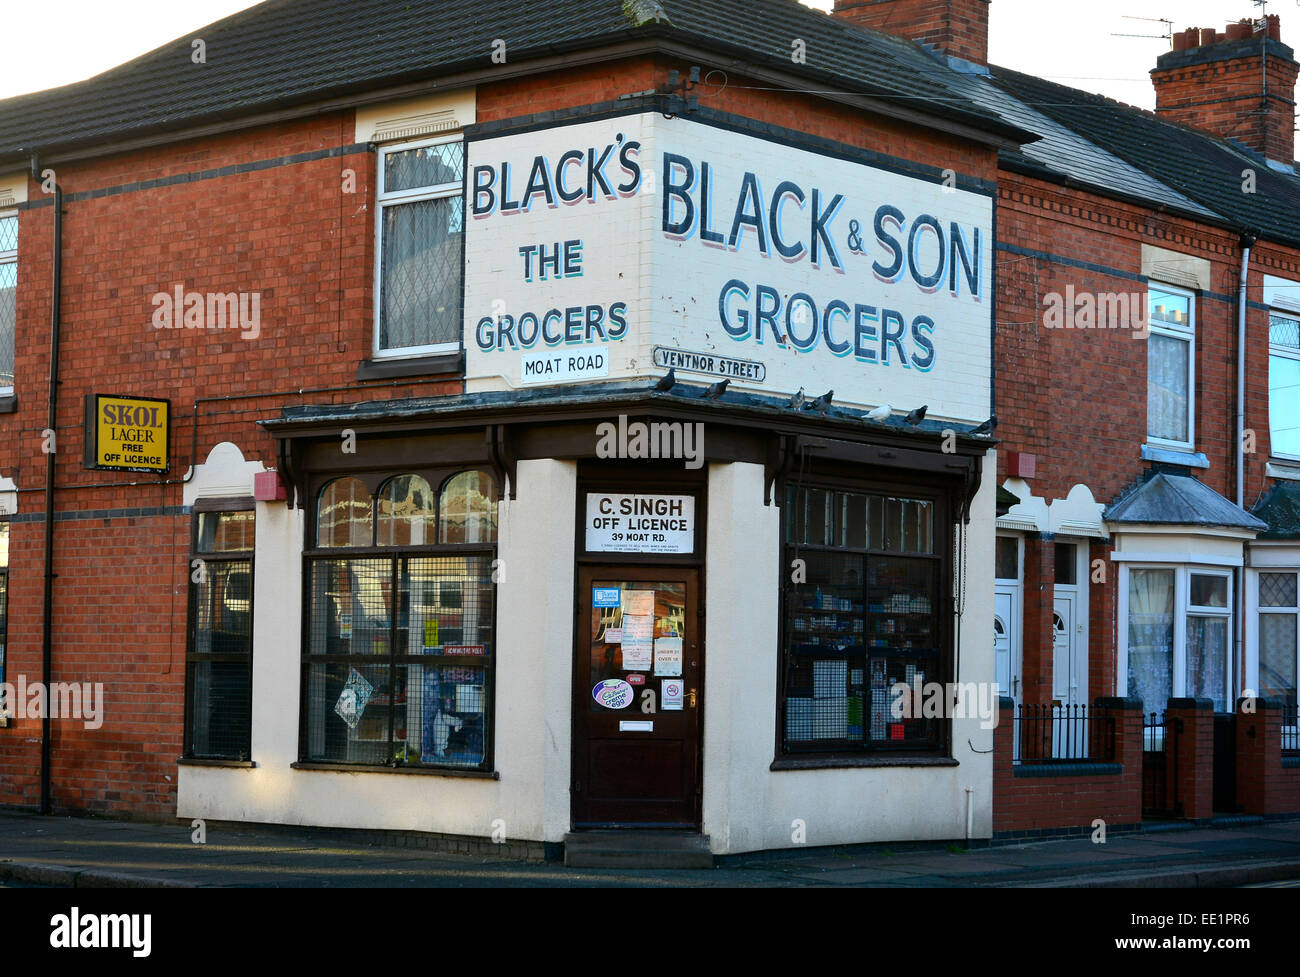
0 0 1292 153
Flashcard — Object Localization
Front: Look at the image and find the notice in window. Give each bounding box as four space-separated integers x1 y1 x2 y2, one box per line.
654 637 682 677
624 590 654 616
662 679 684 711
622 614 654 670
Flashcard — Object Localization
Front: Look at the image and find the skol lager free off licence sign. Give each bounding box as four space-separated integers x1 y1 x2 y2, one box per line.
89 394 170 472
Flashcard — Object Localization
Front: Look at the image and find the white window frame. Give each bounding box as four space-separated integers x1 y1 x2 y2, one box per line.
0 209 15 396
1117 563 1233 714
1268 309 1300 463
372 134 464 360
1146 282 1197 451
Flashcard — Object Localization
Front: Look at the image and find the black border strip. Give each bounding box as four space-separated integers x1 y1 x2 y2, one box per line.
465 99 998 198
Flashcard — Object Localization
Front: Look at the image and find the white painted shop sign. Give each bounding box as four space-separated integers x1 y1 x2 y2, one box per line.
586 493 694 554
464 112 993 422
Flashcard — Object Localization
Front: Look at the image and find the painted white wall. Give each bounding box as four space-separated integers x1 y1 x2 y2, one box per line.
178 458 578 843
702 453 997 854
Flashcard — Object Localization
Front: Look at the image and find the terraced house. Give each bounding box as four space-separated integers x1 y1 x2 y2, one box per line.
0 0 1295 861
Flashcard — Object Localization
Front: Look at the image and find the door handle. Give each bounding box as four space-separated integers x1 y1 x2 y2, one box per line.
688 688 698 708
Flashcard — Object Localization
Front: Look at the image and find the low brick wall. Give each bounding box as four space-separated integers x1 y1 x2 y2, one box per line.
993 696 1144 837
1236 697 1300 815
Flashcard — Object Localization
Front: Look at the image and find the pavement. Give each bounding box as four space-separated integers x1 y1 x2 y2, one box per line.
5 811 1300 887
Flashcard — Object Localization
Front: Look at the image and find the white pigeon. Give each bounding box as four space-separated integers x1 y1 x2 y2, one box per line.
866 403 893 422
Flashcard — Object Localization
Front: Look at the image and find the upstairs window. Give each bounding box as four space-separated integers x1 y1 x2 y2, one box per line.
0 212 15 394
1270 312 1300 461
1147 285 1195 450
375 137 464 358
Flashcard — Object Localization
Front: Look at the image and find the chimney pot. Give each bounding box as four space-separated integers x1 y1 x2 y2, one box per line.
1199 28 1218 46
1225 22 1251 41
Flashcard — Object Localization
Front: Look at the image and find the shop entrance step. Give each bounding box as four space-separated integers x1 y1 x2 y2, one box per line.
563 830 713 869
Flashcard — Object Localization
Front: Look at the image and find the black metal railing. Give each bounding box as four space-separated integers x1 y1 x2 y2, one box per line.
1283 703 1300 755
1013 703 1114 763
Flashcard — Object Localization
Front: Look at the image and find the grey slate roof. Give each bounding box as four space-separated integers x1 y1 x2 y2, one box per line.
941 68 1221 222
0 0 1026 165
986 65 1300 249
1252 483 1300 540
1105 472 1268 531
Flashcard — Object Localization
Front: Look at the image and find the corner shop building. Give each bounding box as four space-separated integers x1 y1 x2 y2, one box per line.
0 0 1013 855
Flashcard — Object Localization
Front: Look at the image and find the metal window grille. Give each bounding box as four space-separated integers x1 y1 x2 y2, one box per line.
781 482 947 756
302 470 497 771
184 509 254 760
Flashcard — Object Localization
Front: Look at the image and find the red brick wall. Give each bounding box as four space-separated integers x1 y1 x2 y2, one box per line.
1237 698 1300 815
993 697 1143 834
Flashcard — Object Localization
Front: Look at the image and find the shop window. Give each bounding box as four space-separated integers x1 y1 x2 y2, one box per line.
185 507 255 760
1146 285 1195 450
302 470 497 771
1259 571 1299 708
1269 312 1300 460
0 212 15 394
1125 566 1232 715
317 476 373 547
439 470 498 544
375 136 464 357
782 483 944 756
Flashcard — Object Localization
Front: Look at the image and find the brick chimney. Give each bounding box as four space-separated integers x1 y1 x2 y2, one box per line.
832 0 991 66
1152 15 1298 164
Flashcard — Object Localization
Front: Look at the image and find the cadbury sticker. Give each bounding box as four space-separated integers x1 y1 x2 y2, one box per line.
592 678 635 709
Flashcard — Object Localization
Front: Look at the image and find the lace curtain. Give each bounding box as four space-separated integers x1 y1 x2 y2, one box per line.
1147 333 1189 442
1128 568 1174 715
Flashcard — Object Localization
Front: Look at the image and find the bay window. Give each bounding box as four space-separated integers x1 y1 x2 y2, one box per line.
374 136 464 357
1270 312 1300 460
1147 285 1195 450
301 470 497 771
1124 565 1233 715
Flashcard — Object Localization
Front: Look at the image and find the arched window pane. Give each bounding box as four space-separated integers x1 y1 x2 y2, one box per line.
377 475 436 546
439 471 497 544
317 477 373 548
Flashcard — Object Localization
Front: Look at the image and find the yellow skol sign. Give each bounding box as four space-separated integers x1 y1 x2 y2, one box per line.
91 395 169 472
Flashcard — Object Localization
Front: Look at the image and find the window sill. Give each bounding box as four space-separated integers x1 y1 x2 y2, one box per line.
0 395 15 414
1266 461 1300 482
1141 443 1209 469
770 755 958 771
291 761 498 779
355 351 464 381
178 757 257 769
1014 761 1121 778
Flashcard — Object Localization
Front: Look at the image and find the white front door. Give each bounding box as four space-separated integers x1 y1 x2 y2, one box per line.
1052 593 1088 758
994 589 1018 705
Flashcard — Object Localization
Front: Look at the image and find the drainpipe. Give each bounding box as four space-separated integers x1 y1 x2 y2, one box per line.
1236 230 1257 710
35 155 62 816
